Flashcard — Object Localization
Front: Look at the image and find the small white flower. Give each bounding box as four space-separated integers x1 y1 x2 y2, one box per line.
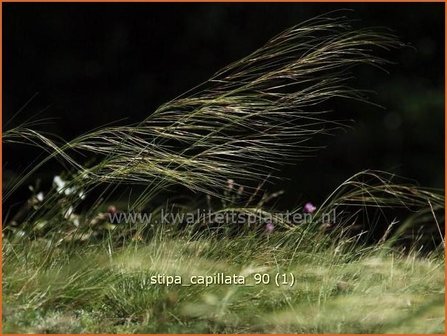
64 206 74 219
53 175 66 193
53 174 86 199
64 187 75 196
73 217 80 227
36 192 44 202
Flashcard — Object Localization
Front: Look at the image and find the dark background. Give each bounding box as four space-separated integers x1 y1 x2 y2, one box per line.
3 3 445 209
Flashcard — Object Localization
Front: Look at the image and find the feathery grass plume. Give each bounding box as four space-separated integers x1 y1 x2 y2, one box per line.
310 170 445 248
61 14 402 197
3 125 84 201
316 170 444 212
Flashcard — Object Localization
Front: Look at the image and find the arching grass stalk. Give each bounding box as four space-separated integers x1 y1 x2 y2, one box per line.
7 14 403 201
74 15 401 197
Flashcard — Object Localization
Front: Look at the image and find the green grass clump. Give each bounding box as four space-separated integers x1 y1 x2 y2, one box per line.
3 227 444 333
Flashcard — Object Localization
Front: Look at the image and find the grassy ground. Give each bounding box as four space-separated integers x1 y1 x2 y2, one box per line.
3 227 444 334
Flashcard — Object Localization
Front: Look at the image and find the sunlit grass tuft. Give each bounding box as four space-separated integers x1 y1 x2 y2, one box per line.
3 226 444 333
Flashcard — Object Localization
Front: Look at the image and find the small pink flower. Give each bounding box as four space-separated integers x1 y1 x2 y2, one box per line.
107 205 117 215
237 185 244 196
265 221 274 233
304 202 316 214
